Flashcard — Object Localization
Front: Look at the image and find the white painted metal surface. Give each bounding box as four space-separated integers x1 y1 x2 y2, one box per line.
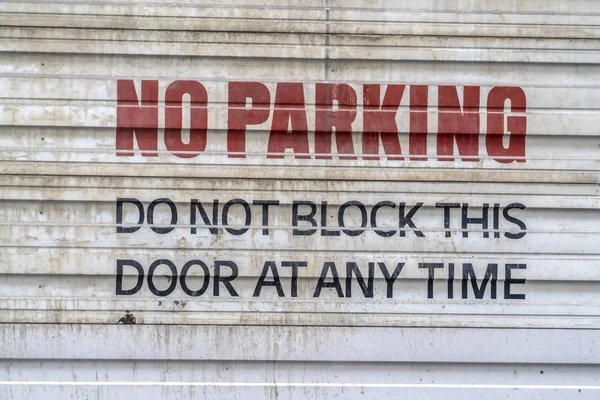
0 1 599 399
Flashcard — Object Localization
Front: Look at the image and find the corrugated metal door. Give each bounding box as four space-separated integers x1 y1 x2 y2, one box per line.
0 1 599 399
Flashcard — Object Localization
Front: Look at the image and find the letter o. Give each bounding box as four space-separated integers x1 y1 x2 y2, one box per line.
147 259 178 296
180 260 210 297
338 201 367 237
222 199 251 235
147 198 178 234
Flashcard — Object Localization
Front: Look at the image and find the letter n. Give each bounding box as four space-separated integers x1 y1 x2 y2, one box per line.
437 86 480 162
116 80 159 156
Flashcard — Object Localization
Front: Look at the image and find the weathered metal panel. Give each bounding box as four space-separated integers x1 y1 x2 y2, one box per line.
0 1 598 399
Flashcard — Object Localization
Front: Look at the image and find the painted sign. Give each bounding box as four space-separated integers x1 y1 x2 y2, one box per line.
116 80 527 163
